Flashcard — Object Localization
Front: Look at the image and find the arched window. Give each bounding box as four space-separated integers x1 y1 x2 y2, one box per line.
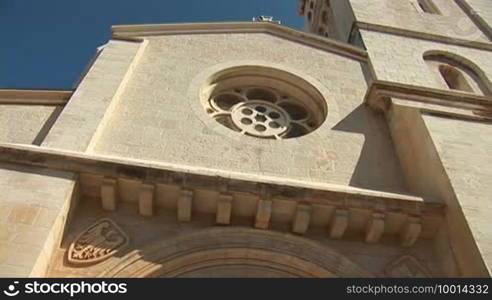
423 51 491 96
415 0 441 15
321 10 328 25
438 65 473 92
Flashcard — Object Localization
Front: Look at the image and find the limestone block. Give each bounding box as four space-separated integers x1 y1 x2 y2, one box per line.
177 189 193 222
365 213 386 243
255 200 272 229
292 204 312 235
101 178 117 211
216 194 233 225
138 184 155 217
400 216 422 247
0 104 58 145
87 32 409 199
329 209 349 239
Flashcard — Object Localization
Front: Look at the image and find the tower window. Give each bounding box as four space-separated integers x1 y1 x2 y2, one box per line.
318 1 339 40
438 66 473 92
415 0 440 14
321 10 329 25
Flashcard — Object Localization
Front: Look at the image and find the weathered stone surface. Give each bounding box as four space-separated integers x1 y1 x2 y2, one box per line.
255 200 272 230
216 194 233 225
1 0 491 278
329 209 349 239
177 190 193 222
0 163 76 277
101 179 118 211
292 204 312 235
138 184 155 216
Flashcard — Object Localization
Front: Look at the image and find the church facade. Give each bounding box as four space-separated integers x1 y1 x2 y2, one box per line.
0 0 491 277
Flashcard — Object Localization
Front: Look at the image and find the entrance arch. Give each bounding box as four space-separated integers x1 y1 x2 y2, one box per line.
99 227 373 278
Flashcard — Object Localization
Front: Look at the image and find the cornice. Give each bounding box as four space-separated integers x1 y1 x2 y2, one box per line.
0 142 443 216
0 142 444 246
365 80 492 121
111 22 368 61
0 89 73 105
356 21 492 52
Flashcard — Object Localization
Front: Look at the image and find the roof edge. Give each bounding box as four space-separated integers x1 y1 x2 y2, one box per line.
111 22 368 61
0 89 73 105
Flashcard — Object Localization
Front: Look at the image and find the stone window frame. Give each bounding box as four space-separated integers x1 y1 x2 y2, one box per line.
423 50 492 96
412 0 441 15
189 60 339 145
199 65 328 140
438 65 473 92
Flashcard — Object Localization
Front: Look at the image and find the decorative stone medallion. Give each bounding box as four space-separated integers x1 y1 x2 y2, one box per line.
67 218 129 266
385 255 430 278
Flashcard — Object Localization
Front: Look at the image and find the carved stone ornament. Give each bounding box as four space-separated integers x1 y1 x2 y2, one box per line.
67 218 129 266
385 255 430 278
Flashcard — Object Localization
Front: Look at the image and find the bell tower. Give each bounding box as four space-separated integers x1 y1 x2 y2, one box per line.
299 0 492 277
298 0 356 41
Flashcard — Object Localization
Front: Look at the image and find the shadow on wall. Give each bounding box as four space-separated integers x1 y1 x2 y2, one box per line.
332 104 411 195
0 161 75 181
33 106 65 146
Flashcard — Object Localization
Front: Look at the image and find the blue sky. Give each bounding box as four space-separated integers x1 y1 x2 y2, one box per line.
0 0 303 90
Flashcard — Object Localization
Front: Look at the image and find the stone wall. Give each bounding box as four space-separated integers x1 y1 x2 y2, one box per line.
0 163 76 277
360 29 492 88
90 32 408 194
42 39 146 152
331 0 356 42
48 198 443 277
0 36 147 278
0 105 60 145
464 0 492 36
350 0 489 42
467 0 492 24
423 114 492 275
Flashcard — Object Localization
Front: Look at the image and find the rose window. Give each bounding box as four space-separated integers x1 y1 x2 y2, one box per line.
200 66 327 139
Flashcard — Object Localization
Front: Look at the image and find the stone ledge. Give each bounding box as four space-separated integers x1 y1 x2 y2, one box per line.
365 80 492 120
0 143 443 216
0 89 73 106
0 143 446 247
111 21 368 61
357 22 492 51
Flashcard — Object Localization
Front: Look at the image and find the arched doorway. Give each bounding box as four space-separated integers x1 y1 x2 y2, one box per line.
99 227 373 278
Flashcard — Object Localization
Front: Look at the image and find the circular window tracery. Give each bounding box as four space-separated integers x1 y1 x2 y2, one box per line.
201 67 327 139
